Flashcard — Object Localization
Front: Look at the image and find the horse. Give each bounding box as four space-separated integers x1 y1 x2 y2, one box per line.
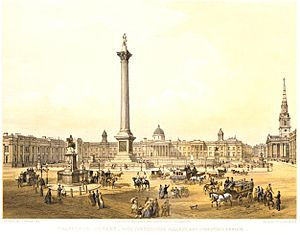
132 177 142 191
199 175 206 184
132 177 150 191
190 175 206 184
210 193 233 209
141 178 150 190
203 184 216 195
113 172 124 178
189 176 199 183
107 176 118 189
215 181 223 191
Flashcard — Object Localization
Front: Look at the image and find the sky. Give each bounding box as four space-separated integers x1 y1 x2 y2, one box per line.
1 0 297 146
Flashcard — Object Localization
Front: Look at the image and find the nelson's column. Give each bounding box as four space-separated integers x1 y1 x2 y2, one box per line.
113 34 136 164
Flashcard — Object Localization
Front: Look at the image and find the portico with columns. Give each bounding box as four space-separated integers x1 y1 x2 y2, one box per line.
266 78 294 163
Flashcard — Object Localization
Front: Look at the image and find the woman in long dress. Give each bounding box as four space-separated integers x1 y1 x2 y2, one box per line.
99 192 104 208
131 197 138 213
44 189 52 204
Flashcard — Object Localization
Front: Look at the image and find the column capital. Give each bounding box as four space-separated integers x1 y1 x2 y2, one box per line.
117 50 132 61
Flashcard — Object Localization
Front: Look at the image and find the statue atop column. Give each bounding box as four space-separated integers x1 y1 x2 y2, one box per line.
118 33 131 60
122 33 127 50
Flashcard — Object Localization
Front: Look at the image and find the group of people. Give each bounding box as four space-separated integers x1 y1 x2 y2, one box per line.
223 177 254 190
223 177 238 189
136 171 148 180
255 183 281 211
44 184 66 204
170 187 182 198
17 168 38 187
57 184 66 200
158 184 170 199
88 189 105 209
131 196 170 218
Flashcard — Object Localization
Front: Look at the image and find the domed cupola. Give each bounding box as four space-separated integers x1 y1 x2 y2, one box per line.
153 124 165 141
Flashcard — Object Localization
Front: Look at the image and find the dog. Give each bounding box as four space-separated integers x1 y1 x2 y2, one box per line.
190 204 199 210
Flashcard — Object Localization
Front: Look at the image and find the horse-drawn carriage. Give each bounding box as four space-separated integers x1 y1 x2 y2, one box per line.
217 168 226 177
189 171 206 184
170 169 187 182
149 168 166 180
231 169 248 175
224 180 253 204
207 170 225 179
15 169 38 187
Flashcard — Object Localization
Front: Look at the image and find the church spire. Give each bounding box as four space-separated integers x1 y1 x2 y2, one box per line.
279 78 291 137
282 77 287 103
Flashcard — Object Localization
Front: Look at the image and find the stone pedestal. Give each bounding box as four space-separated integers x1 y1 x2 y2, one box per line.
57 148 88 185
57 169 87 185
113 133 136 164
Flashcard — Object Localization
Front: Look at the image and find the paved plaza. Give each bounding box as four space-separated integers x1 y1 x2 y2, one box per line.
2 161 296 219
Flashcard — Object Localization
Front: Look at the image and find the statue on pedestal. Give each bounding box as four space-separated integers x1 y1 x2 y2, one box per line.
122 33 127 51
67 135 76 153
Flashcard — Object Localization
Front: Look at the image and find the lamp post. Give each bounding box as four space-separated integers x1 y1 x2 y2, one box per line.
40 165 43 180
45 163 49 185
204 155 207 173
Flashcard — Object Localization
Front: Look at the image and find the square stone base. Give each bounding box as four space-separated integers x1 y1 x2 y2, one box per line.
57 170 87 185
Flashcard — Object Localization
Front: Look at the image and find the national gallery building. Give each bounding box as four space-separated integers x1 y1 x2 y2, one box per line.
77 126 253 167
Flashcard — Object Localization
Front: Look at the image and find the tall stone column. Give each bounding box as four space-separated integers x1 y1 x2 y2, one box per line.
114 34 136 163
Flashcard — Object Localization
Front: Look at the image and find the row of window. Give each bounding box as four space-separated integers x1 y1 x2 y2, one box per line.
4 145 64 153
208 152 241 156
84 147 117 152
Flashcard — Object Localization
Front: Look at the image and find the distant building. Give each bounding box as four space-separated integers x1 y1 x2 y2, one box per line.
77 126 252 167
289 129 297 164
253 143 267 159
266 78 296 163
3 128 254 168
2 133 65 167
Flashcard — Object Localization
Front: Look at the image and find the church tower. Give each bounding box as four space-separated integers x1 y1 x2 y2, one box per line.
101 130 108 143
279 78 291 138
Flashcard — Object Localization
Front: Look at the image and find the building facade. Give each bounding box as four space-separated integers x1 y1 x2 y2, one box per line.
266 78 296 163
2 126 254 168
2 133 66 167
76 126 253 167
289 129 297 164
253 143 267 159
